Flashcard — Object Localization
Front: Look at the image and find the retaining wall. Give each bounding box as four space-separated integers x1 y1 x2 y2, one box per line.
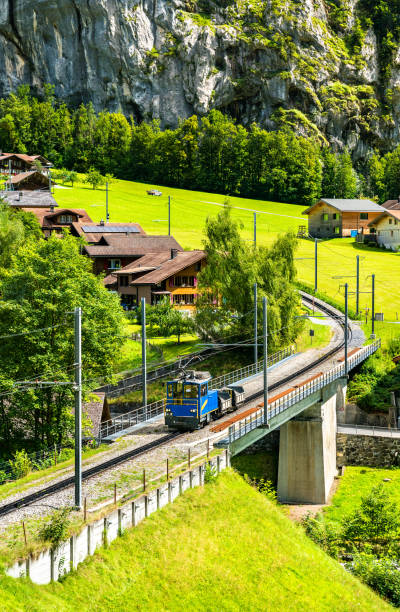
6 452 229 585
337 433 400 468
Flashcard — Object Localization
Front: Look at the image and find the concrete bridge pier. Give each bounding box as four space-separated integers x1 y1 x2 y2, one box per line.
277 378 346 504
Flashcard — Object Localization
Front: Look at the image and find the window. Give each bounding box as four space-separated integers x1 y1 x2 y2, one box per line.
109 259 121 270
391 230 394 237
395 220 398 225
119 275 129 287
332 213 339 220
201 384 207 397
184 384 199 399
334 226 340 234
171 382 183 399
389 218 393 225
174 276 182 287
360 213 368 220
173 294 195 305
59 214 73 223
322 213 329 221
196 262 202 271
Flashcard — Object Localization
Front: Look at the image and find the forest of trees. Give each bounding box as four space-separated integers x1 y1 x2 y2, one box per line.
0 85 398 206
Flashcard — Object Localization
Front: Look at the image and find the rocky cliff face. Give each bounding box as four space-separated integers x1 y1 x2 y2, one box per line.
0 0 399 157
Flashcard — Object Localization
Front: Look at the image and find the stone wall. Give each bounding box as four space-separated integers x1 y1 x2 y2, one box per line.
337 403 389 427
337 433 400 468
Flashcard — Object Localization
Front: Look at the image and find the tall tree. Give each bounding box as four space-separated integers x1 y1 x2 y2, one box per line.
0 235 124 451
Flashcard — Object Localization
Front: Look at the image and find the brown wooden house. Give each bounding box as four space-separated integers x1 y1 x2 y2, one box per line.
108 249 206 311
303 198 383 238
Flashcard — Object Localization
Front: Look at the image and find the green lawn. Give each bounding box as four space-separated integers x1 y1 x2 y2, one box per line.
54 177 400 321
324 466 400 529
0 470 389 611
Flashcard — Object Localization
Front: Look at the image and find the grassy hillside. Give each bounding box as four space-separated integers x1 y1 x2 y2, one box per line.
0 471 389 611
324 466 400 528
55 177 400 320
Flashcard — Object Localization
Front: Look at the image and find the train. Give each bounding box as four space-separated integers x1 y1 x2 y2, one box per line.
164 369 263 431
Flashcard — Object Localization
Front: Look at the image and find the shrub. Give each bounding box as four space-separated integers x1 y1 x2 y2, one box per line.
0 470 8 484
39 507 72 548
302 512 341 557
348 554 400 607
9 449 32 479
204 463 217 484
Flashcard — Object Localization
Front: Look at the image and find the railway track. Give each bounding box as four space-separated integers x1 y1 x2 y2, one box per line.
0 432 183 518
0 292 350 518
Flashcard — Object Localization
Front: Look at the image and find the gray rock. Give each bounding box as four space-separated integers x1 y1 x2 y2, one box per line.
0 0 397 154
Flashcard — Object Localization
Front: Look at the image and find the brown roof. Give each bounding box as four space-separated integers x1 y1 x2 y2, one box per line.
103 273 118 288
0 153 51 165
382 199 400 210
131 250 206 285
84 235 183 257
368 209 400 227
9 170 51 186
113 251 172 274
21 207 93 229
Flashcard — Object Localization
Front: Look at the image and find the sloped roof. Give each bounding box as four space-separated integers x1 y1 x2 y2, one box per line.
3 190 58 208
382 199 400 210
10 170 50 186
113 251 172 274
21 207 93 229
84 235 182 257
74 222 146 242
303 199 383 214
82 393 110 438
368 209 400 226
0 153 51 165
131 250 206 285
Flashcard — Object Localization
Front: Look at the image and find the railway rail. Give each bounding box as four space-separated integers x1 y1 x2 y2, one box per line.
0 291 353 518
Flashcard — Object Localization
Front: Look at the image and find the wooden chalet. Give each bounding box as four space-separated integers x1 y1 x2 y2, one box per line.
0 152 52 177
108 249 206 311
84 234 182 276
368 209 400 250
303 198 383 238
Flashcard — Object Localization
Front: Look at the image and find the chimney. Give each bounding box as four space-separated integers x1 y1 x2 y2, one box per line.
171 248 179 259
100 219 105 226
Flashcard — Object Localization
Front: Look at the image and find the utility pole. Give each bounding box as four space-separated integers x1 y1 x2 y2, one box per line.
314 238 318 293
263 296 268 426
371 274 375 338
141 297 147 407
106 182 110 223
356 255 360 316
253 283 258 364
253 212 257 248
74 307 82 509
168 196 171 236
344 284 348 378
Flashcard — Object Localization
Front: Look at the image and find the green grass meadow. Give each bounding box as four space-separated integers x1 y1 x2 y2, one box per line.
55 177 400 321
324 466 400 528
0 471 389 611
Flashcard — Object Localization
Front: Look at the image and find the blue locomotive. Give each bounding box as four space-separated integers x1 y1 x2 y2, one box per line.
165 370 245 431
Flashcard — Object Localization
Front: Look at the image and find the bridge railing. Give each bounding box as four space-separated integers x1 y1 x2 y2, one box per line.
209 345 296 390
338 424 400 438
227 339 381 445
99 345 296 441
99 399 165 440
